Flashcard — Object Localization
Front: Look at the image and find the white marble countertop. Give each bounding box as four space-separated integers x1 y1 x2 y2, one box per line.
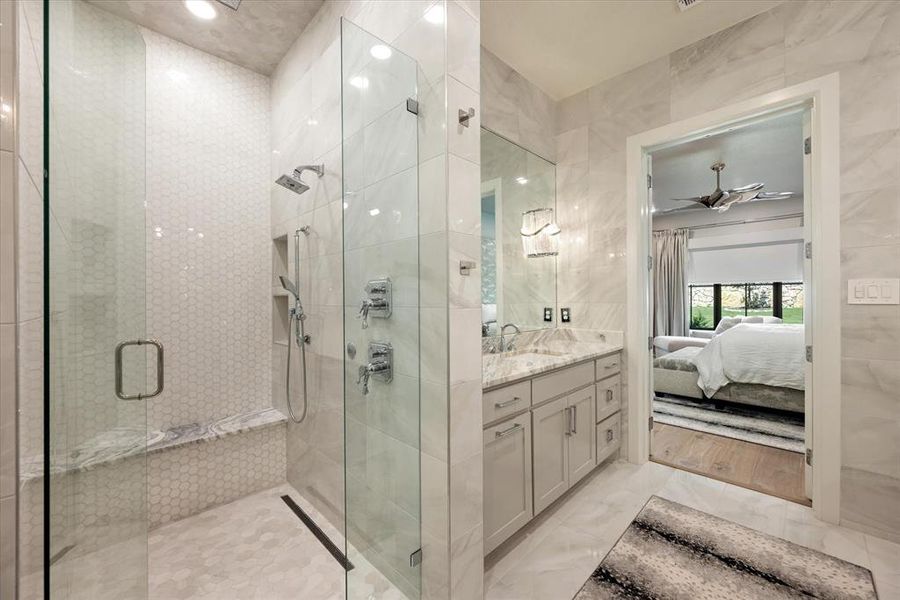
483 340 623 390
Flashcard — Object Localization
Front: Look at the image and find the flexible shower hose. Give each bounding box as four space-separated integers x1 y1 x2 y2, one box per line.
285 309 309 423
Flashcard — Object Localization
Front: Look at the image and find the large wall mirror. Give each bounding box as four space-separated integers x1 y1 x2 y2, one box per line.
481 128 558 337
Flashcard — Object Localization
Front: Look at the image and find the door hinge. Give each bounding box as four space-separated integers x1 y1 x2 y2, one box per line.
647 173 652 188
805 448 813 466
805 241 812 259
410 547 422 567
648 255 653 271
805 345 813 362
406 98 419 115
804 136 812 155
648 336 654 351
649 416 654 431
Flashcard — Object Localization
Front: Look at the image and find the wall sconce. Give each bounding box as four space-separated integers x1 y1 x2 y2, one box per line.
520 208 560 257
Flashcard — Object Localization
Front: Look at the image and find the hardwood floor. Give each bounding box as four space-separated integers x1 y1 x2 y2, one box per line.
651 423 811 506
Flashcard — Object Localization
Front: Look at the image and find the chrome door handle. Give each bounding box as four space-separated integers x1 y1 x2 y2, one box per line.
495 423 522 438
495 396 521 409
606 429 614 443
606 389 613 402
115 339 164 401
564 407 572 436
572 405 577 434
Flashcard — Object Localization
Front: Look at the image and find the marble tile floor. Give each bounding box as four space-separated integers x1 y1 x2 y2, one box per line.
485 459 900 600
148 483 406 600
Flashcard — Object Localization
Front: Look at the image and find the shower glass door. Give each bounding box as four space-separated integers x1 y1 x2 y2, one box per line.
45 2 150 598
341 19 422 600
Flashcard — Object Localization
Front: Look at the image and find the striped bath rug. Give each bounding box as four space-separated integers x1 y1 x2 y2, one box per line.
574 496 878 599
653 394 805 453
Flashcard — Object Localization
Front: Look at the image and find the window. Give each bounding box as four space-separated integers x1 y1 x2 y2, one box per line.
688 282 803 330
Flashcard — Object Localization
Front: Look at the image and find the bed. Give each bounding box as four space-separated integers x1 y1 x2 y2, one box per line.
653 324 806 414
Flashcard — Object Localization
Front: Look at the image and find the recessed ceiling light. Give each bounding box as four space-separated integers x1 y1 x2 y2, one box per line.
370 44 392 60
185 0 217 20
369 208 381 217
424 4 444 24
516 177 528 185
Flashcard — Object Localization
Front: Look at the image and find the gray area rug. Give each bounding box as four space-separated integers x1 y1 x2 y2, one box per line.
574 496 878 600
653 394 805 453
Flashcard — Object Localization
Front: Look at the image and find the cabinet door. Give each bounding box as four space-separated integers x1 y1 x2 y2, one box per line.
595 375 621 423
483 416 533 555
532 396 569 515
567 386 597 486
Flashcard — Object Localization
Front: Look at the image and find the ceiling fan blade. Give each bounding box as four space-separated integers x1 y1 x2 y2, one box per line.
728 182 765 194
755 191 794 200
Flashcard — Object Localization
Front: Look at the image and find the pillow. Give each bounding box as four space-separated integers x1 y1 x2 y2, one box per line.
714 316 741 335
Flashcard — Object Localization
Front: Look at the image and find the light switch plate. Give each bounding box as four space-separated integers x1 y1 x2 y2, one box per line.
847 278 900 305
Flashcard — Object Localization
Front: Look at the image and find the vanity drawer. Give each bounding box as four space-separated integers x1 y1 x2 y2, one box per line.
595 375 621 423
595 353 621 380
532 361 594 405
596 413 621 466
483 381 531 424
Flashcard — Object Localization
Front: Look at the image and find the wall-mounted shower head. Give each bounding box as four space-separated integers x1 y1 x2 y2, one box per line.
275 164 324 196
279 275 300 301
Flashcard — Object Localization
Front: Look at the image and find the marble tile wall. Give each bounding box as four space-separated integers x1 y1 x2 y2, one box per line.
0 0 21 596
143 28 272 432
554 0 900 542
481 47 556 162
6 0 45 596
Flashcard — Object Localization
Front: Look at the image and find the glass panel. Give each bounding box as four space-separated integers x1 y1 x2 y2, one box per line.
47 1 148 598
689 286 714 330
480 129 557 335
721 284 746 319
341 19 421 600
747 284 774 317
782 283 805 324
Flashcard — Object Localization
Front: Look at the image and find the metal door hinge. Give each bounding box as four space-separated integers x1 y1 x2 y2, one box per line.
649 416 654 431
648 255 653 271
409 548 423 567
648 336 653 351
804 136 812 155
406 98 419 115
805 448 813 466
805 345 813 363
805 241 812 259
647 173 652 188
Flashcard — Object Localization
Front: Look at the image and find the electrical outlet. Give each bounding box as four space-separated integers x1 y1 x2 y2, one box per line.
543 307 553 322
561 307 571 323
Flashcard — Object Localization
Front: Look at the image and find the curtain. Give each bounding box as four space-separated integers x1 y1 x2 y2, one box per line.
653 229 689 337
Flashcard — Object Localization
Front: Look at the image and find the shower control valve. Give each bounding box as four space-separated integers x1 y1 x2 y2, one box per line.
356 342 393 395
357 278 392 329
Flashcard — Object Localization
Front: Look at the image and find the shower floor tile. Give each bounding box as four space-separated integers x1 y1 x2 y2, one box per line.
148 483 405 600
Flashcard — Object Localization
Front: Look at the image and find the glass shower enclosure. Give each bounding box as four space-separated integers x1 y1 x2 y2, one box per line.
41 4 424 600
341 19 423 599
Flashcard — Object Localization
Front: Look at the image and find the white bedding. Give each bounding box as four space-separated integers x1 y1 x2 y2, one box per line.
692 323 805 396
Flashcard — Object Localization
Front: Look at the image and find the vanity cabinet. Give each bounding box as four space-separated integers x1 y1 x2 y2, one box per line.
532 396 569 513
483 350 622 555
484 415 533 554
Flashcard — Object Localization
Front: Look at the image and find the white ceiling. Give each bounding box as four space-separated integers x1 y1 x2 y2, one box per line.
481 0 783 100
87 0 324 75
650 110 804 215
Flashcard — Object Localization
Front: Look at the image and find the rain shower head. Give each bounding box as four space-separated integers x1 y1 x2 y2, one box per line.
279 275 300 300
275 174 310 195
275 164 325 196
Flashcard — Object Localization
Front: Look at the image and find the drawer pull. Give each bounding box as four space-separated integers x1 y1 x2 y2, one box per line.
495 423 522 438
604 362 618 369
494 396 522 409
605 389 613 402
572 405 578 434
606 429 614 443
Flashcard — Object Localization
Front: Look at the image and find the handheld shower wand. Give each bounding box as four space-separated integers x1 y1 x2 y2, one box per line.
280 227 311 424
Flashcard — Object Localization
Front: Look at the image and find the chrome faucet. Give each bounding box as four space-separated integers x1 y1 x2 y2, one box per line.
357 342 393 395
499 323 521 353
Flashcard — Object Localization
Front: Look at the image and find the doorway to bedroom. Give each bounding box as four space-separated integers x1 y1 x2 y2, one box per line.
647 109 812 506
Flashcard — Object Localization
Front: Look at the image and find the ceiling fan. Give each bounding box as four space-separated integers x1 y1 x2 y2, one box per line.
670 161 793 212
